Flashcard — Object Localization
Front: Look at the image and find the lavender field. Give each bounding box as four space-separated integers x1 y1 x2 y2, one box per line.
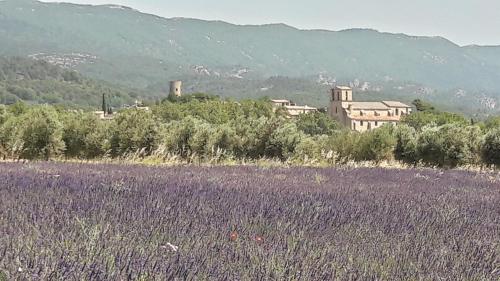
0 163 499 280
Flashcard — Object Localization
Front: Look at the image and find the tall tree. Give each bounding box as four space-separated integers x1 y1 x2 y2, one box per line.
102 93 107 114
412 99 436 113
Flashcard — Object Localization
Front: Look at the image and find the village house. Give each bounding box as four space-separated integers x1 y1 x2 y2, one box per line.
271 99 317 117
125 100 150 111
93 110 115 120
329 86 412 132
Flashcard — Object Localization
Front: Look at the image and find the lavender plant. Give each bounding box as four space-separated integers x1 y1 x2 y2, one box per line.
0 163 498 280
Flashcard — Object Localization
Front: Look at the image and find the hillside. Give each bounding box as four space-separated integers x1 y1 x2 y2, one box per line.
1 0 500 115
0 57 139 107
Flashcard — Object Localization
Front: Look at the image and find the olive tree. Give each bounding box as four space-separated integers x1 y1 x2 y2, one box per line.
417 124 481 168
7 106 65 160
481 128 500 166
393 124 419 165
109 110 159 157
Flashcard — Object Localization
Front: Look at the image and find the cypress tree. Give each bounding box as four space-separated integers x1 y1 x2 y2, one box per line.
102 93 107 114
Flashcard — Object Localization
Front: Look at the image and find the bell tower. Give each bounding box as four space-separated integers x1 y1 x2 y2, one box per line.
329 86 352 124
331 86 352 102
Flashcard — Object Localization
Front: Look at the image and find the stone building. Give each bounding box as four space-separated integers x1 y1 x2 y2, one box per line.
271 99 317 117
329 86 412 132
169 80 182 98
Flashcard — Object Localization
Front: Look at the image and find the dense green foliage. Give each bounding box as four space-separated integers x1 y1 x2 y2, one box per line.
402 99 471 130
295 111 340 136
1 98 499 168
412 99 437 113
109 110 159 157
154 97 275 124
482 128 500 165
0 57 139 107
61 112 109 159
415 125 481 168
1 106 65 160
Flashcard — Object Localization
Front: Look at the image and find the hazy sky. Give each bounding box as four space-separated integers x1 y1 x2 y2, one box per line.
45 0 500 46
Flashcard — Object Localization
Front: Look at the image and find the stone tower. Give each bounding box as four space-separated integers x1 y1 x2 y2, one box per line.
169 80 182 98
329 86 353 125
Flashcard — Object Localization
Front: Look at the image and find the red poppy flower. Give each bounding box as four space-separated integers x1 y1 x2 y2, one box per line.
255 235 264 244
230 231 238 241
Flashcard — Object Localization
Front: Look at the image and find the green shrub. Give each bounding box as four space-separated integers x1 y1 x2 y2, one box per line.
417 125 481 168
154 98 275 124
231 116 280 159
84 121 110 159
402 111 469 130
481 117 500 132
161 119 191 157
295 111 340 136
5 106 65 160
62 112 107 158
161 117 205 157
292 135 328 163
109 110 159 157
206 124 238 157
481 128 500 166
356 126 397 162
7 101 28 116
0 105 8 126
394 124 419 164
188 122 213 157
464 125 482 165
266 122 305 160
0 105 10 157
324 130 361 163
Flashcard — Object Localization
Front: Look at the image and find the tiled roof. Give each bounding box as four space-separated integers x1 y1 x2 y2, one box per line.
347 102 390 110
382 101 412 108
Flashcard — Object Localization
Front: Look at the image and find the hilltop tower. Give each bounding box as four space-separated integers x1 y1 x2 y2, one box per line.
169 80 182 98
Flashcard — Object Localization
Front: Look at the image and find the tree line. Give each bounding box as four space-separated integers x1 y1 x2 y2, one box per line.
0 96 499 168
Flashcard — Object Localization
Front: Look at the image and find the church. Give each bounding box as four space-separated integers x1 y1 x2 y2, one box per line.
329 86 412 132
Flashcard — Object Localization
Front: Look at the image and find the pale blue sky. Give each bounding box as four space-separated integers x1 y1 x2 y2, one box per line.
44 0 500 46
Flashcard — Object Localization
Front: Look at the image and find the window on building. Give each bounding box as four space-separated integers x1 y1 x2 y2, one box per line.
337 92 340 101
396 109 400 115
375 121 378 126
335 107 338 114
360 121 364 126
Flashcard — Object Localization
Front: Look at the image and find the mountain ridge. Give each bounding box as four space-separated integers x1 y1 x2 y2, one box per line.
1 0 500 115
23 0 500 48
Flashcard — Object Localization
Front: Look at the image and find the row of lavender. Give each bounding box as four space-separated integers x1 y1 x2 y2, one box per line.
0 163 499 280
